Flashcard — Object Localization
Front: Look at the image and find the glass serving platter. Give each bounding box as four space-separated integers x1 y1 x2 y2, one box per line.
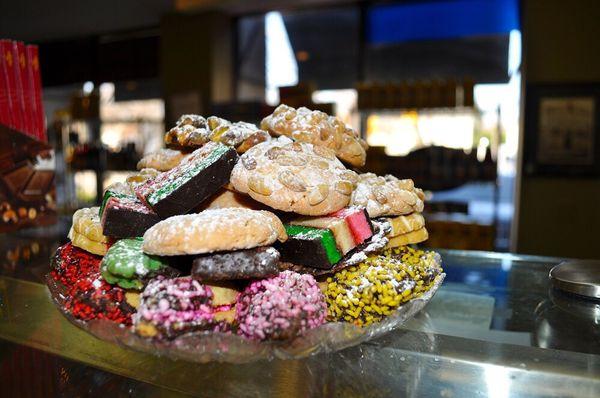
46 272 444 363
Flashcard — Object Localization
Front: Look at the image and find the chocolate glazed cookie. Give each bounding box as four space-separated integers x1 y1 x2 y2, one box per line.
191 246 280 281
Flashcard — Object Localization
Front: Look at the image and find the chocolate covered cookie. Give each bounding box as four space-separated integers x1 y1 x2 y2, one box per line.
135 142 238 218
191 246 280 281
100 195 160 238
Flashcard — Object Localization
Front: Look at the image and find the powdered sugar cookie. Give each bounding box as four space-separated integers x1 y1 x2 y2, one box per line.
260 104 368 167
230 137 358 216
350 173 424 218
196 188 269 211
137 148 188 171
142 208 287 256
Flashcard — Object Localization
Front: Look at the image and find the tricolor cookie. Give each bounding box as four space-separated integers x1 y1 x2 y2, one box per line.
100 195 160 238
260 104 368 167
135 142 238 218
230 137 358 216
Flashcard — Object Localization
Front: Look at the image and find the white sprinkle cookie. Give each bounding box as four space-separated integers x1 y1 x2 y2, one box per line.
350 173 425 218
142 208 288 256
230 137 358 216
260 104 368 167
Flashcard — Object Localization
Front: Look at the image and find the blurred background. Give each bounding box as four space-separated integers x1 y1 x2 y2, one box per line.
1 0 599 259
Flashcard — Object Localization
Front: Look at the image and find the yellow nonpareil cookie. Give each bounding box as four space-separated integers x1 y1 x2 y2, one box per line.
143 208 288 256
68 228 108 256
385 213 426 237
71 207 109 244
385 228 429 249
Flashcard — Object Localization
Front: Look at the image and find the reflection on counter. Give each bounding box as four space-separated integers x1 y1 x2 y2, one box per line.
534 289 600 355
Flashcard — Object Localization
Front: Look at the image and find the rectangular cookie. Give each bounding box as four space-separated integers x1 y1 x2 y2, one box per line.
290 216 356 255
329 207 374 245
385 228 429 249
385 213 425 237
101 195 160 238
278 225 342 269
135 142 238 218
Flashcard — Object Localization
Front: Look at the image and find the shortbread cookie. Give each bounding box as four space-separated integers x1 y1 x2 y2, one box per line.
135 142 238 218
207 116 271 153
385 228 429 248
69 207 109 255
68 229 109 256
143 208 287 256
230 137 358 216
260 104 367 167
350 173 425 218
191 246 280 280
137 148 188 171
164 114 211 149
197 188 269 211
384 213 426 237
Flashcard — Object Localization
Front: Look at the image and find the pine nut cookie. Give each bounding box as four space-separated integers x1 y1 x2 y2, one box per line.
350 173 425 218
260 104 368 167
230 137 358 216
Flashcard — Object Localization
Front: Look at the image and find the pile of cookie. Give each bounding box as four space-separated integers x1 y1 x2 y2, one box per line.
50 104 442 342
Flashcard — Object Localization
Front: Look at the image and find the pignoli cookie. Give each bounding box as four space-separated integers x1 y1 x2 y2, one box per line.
230 137 358 216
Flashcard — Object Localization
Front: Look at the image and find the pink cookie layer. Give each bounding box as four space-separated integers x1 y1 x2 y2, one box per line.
330 207 373 245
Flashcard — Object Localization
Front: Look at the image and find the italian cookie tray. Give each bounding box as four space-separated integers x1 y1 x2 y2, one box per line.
47 105 445 363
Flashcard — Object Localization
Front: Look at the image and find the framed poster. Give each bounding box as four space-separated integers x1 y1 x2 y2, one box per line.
524 84 600 176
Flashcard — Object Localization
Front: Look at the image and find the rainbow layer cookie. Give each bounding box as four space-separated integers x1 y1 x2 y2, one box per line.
135 142 238 218
101 195 160 238
290 207 374 255
278 225 342 269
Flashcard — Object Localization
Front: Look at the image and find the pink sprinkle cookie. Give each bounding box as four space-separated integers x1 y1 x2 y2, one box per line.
236 271 327 340
134 276 232 339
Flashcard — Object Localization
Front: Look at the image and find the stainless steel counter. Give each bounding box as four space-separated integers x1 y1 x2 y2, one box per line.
0 223 598 397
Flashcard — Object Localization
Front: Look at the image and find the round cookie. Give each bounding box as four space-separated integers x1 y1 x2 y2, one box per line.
69 207 109 256
100 238 176 290
134 276 237 339
164 114 212 148
260 104 368 167
324 246 442 326
142 208 287 256
236 270 327 340
207 116 271 153
137 148 188 171
350 173 425 218
230 137 358 216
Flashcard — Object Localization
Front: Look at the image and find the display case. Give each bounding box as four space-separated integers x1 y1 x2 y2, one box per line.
0 223 598 397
